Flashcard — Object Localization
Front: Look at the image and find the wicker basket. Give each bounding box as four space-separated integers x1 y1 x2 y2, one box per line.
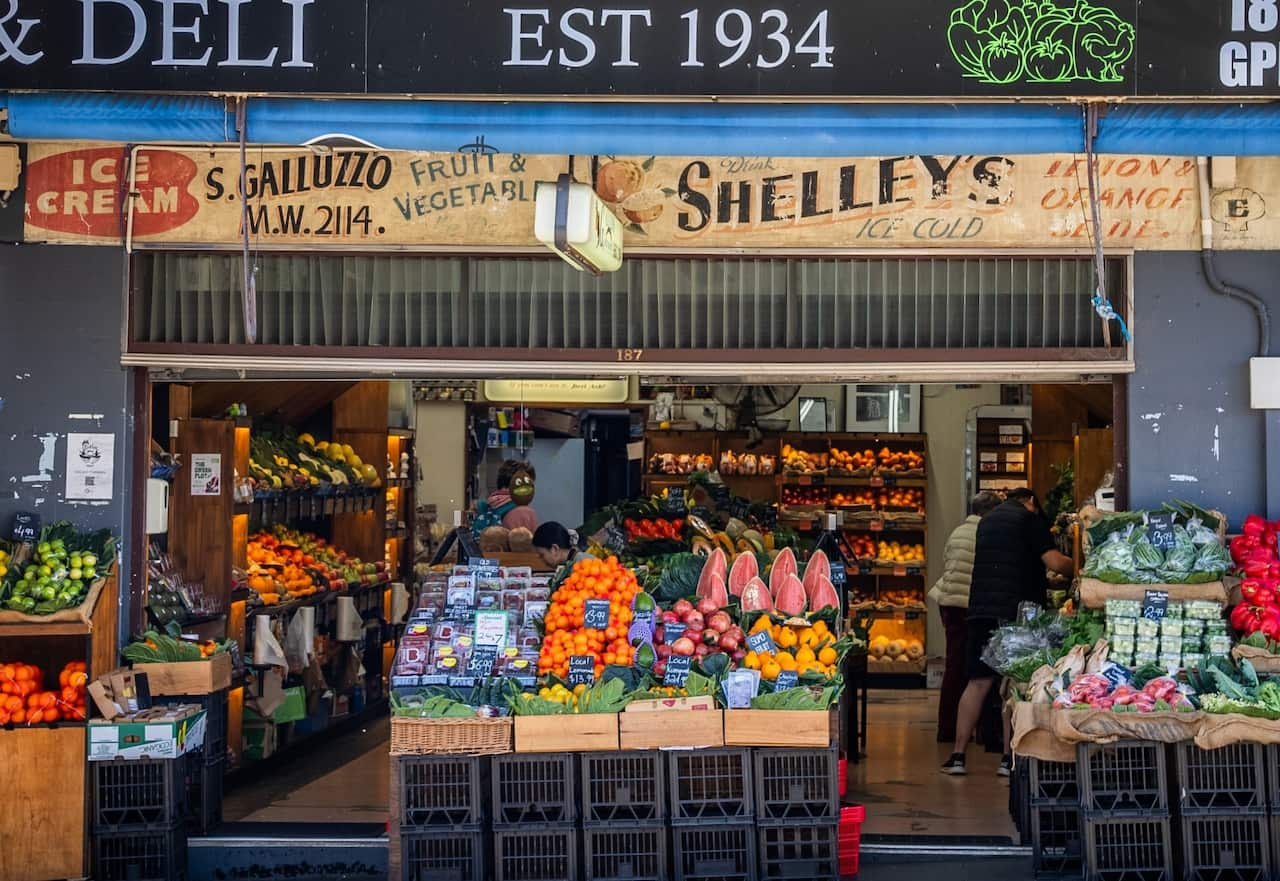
390 716 513 756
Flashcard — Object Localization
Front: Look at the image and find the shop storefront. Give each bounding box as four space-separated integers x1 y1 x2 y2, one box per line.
3 2 1280 880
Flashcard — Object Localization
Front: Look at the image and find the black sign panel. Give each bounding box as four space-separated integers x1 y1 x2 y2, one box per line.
0 1 1263 97
466 645 500 678
775 670 799 689
663 655 692 687
584 598 611 630
1147 513 1177 551
1143 589 1170 620
10 511 39 543
568 655 596 687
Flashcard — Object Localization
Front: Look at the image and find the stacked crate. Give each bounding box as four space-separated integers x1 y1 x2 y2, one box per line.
669 748 756 881
154 690 228 835
491 753 579 881
1176 742 1269 881
91 758 189 881
581 752 667 881
397 755 488 881
1079 741 1174 881
753 748 841 881
1024 757 1083 879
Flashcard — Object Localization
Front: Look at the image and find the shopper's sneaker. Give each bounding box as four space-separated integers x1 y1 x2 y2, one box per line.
998 755 1013 778
940 753 967 776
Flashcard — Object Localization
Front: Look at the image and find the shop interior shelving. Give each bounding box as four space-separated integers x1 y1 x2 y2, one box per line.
164 381 407 772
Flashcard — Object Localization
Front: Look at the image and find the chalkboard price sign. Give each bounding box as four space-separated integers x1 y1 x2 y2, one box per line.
1143 589 1169 621
466 644 500 678
663 623 687 645
584 599 611 630
828 561 847 589
664 487 686 515
775 670 799 690
604 526 630 555
10 511 39 543
568 655 596 687
664 655 692 687
729 497 752 520
1147 513 1177 552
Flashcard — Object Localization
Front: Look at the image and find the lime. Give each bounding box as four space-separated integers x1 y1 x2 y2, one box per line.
38 565 52 578
37 542 51 555
70 556 82 569
82 554 98 568
70 568 82 581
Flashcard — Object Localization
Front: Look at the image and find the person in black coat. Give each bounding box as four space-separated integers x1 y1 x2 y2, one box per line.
941 488 1075 777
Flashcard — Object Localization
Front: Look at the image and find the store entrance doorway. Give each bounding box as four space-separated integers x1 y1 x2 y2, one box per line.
139 372 1118 845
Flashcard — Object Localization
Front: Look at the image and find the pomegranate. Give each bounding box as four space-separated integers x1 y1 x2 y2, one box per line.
707 611 733 634
684 610 705 630
694 643 710 657
703 630 721 648
719 634 740 652
672 637 696 657
673 599 694 617
662 611 681 625
696 597 720 617
656 644 672 659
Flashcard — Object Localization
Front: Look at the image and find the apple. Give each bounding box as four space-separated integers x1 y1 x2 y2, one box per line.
708 611 733 634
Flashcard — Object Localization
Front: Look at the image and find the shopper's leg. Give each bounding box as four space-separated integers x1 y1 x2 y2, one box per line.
937 607 968 742
951 676 995 756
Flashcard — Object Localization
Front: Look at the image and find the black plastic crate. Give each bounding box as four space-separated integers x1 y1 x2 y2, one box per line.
1079 741 1169 814
153 691 229 766
402 827 486 881
398 755 486 828
185 755 224 836
672 823 756 881
583 823 668 881
92 758 187 829
581 751 665 824
1011 758 1032 836
1031 806 1084 878
93 821 187 881
1029 757 1081 806
1175 742 1266 814
757 821 839 880
1180 814 1270 881
667 748 753 824
753 747 839 821
493 825 578 881
1084 814 1173 881
491 753 576 826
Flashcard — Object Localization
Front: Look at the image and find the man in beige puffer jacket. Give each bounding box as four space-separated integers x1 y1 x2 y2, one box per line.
930 492 1002 742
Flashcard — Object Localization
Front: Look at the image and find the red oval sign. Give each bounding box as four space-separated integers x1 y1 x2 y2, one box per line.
25 147 200 239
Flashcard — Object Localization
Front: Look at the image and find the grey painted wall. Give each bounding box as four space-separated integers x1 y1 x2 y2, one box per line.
1130 251 1279 529
0 245 134 631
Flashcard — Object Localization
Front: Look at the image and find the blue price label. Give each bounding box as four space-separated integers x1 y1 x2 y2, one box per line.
775 671 799 690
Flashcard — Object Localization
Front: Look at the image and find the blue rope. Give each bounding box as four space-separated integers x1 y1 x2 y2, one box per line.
1092 291 1131 343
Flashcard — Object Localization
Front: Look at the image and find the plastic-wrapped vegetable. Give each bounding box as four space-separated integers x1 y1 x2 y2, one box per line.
1132 535 1164 571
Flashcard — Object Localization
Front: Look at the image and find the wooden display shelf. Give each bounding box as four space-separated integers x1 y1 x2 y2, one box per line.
778 475 928 488
0 725 87 881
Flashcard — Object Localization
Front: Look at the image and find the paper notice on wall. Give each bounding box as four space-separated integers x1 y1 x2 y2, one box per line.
191 453 222 496
65 433 114 500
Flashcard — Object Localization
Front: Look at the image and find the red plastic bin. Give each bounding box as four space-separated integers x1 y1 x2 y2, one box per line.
840 804 864 877
839 758 847 799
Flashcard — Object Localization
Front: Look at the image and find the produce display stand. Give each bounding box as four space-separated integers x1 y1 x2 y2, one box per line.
0 562 118 881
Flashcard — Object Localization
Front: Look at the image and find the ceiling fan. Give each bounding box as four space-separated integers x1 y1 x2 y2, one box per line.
713 385 801 445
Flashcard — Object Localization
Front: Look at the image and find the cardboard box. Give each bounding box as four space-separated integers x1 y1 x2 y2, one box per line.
619 708 725 749
131 652 233 695
88 708 207 761
515 713 619 752
722 708 836 747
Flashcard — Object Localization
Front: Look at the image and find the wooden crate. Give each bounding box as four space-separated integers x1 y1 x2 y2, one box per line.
619 709 725 749
515 713 619 752
0 726 86 881
131 652 233 695
723 709 838 747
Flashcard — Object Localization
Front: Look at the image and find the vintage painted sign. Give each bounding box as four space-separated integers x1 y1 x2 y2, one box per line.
0 1 1272 97
15 143 1280 251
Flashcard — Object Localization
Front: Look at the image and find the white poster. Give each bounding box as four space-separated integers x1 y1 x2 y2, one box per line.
65 433 114 501
191 453 222 497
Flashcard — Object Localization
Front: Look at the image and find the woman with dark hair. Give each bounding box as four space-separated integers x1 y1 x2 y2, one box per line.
532 521 591 577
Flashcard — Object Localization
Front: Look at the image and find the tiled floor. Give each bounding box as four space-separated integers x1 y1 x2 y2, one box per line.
222 688 1015 840
848 689 1016 840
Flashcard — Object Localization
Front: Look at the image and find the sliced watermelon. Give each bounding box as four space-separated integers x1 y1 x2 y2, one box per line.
695 548 728 602
811 575 840 612
727 553 758 597
769 546 798 599
740 577 774 613
709 573 729 608
802 549 831 602
775 573 807 617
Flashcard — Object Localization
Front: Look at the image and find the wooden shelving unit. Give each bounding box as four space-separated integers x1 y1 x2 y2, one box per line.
163 381 407 772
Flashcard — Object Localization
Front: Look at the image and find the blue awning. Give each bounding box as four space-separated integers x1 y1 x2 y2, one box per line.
4 92 1280 156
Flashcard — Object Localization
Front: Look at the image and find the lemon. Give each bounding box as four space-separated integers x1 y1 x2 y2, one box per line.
298 433 316 447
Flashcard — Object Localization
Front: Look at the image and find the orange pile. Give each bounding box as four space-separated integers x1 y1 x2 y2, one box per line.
247 533 318 601
538 556 638 680
742 618 839 681
0 661 87 725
